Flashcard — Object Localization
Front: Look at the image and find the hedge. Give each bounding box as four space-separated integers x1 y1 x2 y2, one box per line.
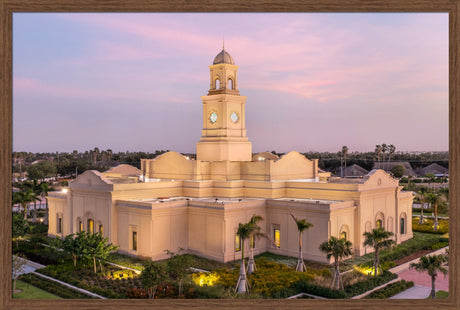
364 280 414 299
344 271 398 297
18 273 95 299
293 280 348 299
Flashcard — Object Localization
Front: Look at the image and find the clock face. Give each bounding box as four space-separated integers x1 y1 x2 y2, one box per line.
230 112 239 123
209 111 218 124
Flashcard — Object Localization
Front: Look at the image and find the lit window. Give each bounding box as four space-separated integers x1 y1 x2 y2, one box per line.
376 219 383 229
274 228 280 248
132 231 138 251
340 231 347 240
99 224 103 235
250 235 255 249
235 235 241 252
400 218 405 234
78 221 83 233
87 219 94 234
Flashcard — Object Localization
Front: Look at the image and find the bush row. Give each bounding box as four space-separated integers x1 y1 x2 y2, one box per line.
37 266 125 298
18 273 95 299
364 280 414 299
412 218 449 235
344 271 398 297
378 235 448 263
293 279 348 298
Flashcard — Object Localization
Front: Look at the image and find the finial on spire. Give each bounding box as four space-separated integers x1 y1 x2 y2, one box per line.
222 35 225 50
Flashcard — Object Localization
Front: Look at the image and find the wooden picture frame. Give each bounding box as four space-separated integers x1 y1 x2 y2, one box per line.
1 1 458 309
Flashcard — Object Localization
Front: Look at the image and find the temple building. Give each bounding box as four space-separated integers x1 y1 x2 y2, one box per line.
47 48 413 264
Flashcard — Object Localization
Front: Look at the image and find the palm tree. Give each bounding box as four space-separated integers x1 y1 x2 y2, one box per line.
410 254 448 298
381 144 388 165
388 144 396 165
363 228 395 276
418 191 427 224
290 213 313 272
341 146 348 177
235 222 252 293
39 182 51 224
375 145 382 168
319 236 353 290
13 189 37 220
246 214 265 274
425 193 442 231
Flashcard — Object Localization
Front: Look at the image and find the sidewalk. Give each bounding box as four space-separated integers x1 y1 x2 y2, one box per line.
389 285 432 299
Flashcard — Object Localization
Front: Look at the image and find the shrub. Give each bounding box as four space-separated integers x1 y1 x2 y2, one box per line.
344 271 397 297
364 280 414 299
18 273 95 299
293 279 348 298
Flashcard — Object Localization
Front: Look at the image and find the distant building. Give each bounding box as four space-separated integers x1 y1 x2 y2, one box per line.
47 48 413 264
372 161 416 177
342 164 369 178
415 163 448 178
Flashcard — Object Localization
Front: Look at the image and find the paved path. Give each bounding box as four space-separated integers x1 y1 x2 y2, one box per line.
387 246 449 299
390 285 432 299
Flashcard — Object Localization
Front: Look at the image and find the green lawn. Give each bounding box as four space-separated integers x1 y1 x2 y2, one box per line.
13 280 61 299
436 290 449 299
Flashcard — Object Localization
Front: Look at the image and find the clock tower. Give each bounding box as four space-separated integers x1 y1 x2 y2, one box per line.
196 48 252 162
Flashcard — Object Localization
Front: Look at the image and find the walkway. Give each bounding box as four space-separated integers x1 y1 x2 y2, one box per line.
387 247 449 299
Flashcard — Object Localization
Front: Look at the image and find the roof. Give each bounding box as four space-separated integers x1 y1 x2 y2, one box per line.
104 164 142 176
372 161 416 177
415 163 448 177
213 48 235 65
343 164 369 177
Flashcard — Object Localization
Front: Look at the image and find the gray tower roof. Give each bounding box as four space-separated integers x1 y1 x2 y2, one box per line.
213 49 235 65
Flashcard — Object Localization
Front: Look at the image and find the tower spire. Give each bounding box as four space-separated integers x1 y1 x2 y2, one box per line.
222 35 225 50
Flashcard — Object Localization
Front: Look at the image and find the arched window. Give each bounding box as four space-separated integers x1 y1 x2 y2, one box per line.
78 219 83 233
57 214 63 234
228 78 233 90
87 219 94 234
99 224 103 236
400 213 407 234
235 235 241 252
339 224 350 241
215 78 220 89
375 212 385 229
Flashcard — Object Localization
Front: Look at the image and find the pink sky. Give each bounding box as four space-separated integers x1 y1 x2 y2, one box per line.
13 13 448 153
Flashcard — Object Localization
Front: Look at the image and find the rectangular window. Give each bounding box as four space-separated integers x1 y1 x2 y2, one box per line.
87 219 94 234
274 229 280 248
57 217 62 234
235 235 241 252
132 231 138 251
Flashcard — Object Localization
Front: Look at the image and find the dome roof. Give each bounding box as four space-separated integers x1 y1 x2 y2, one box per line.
213 49 234 65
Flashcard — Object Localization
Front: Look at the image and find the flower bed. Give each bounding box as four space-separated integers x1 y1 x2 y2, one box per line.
412 218 449 235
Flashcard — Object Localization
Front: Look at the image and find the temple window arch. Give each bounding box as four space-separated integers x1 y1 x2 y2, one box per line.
215 78 220 89
77 217 83 233
339 224 350 240
87 219 94 234
400 212 407 234
375 212 385 229
228 78 233 90
387 217 394 233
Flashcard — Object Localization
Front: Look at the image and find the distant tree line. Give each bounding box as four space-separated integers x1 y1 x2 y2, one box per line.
13 147 448 181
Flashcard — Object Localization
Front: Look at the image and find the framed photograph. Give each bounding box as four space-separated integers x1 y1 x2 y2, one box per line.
1 1 458 309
